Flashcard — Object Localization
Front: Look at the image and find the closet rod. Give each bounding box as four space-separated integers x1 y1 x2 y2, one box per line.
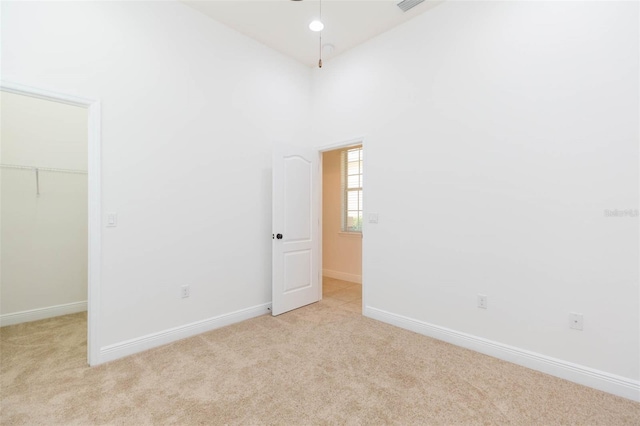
0 164 87 175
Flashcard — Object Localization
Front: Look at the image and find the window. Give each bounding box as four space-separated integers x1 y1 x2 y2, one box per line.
341 146 363 232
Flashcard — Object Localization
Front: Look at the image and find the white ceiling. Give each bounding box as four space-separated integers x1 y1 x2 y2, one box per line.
181 0 444 67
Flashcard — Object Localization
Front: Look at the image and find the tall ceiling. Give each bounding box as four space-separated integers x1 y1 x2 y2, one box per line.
181 0 444 67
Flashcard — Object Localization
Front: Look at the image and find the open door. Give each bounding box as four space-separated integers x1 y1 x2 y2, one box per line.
272 146 319 316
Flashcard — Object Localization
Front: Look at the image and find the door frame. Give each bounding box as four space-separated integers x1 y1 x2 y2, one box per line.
1 80 102 366
316 137 366 311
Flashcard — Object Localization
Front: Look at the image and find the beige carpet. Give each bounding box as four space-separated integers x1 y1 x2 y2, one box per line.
2 297 639 425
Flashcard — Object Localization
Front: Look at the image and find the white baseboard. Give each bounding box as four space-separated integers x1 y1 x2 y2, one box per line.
0 301 87 327
323 269 362 284
365 306 640 402
97 303 271 365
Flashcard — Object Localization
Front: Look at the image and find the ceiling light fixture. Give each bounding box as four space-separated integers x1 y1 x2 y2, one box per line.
309 20 324 32
293 0 325 67
316 0 323 68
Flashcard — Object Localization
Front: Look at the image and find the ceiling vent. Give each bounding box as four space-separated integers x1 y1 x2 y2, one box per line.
397 0 425 12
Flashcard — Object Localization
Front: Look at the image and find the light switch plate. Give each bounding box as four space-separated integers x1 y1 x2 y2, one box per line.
369 213 379 224
106 213 118 227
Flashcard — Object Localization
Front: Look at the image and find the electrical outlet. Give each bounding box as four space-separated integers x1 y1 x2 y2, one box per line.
181 285 190 299
477 294 488 309
569 312 583 330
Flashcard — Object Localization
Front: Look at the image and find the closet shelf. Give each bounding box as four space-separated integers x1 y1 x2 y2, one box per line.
1 163 87 196
0 164 87 175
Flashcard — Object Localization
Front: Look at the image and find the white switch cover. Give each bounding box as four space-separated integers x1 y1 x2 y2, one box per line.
369 213 379 224
106 213 118 227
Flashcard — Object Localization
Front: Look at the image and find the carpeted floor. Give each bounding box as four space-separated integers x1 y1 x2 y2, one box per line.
1 286 639 425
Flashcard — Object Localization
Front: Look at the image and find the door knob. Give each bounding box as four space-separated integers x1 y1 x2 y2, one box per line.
276 234 283 239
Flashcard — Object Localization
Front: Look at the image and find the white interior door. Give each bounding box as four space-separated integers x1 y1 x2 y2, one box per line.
272 146 319 316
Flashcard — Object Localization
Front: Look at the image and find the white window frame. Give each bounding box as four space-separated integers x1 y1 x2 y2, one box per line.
341 146 363 233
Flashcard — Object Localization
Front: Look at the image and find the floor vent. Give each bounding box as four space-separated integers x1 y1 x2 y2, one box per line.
397 0 425 13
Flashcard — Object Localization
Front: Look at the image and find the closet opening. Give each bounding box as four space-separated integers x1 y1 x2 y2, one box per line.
0 83 101 366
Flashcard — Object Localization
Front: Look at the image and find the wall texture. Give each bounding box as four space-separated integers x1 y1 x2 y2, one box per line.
322 149 362 282
1 1 312 349
1 92 88 319
312 0 639 385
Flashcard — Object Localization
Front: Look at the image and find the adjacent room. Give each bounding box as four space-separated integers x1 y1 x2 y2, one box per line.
1 0 638 423
322 144 363 313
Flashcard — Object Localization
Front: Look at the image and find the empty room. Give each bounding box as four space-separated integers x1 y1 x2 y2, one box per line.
1 0 638 424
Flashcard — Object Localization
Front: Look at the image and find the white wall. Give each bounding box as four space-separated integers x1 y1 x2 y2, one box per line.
1 1 312 351
322 149 362 282
312 0 639 385
1 92 88 318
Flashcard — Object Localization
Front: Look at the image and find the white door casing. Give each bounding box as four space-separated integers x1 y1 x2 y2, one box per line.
272 146 319 316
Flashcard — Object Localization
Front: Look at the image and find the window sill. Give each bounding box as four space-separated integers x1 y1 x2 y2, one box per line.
338 232 362 238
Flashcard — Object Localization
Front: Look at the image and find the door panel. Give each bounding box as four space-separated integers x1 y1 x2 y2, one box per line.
283 250 312 293
272 146 319 316
284 156 312 241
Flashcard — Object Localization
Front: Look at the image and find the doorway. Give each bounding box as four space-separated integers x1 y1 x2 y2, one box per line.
0 82 101 365
320 142 363 314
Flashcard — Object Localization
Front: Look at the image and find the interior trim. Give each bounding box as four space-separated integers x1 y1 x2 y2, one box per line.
0 301 87 327
365 306 640 402
98 303 272 365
